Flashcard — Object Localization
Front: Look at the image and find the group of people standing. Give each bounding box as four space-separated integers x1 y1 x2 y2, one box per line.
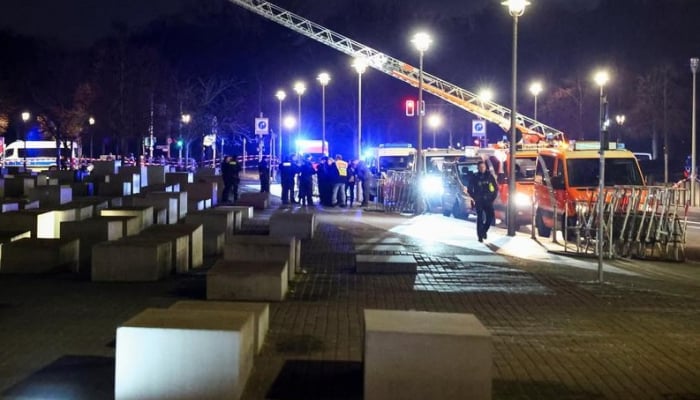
278 153 371 207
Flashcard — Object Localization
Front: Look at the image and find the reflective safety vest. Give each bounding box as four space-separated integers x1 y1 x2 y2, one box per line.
335 159 348 176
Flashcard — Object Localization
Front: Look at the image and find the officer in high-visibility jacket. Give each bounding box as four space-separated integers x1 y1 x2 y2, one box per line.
332 154 348 207
468 160 498 242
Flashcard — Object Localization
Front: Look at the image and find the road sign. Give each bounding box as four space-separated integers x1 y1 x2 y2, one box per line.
255 118 269 135
472 120 486 138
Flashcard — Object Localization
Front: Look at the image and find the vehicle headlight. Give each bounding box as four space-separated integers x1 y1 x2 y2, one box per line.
514 192 531 207
420 175 444 195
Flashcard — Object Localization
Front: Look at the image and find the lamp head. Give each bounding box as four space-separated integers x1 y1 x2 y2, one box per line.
502 0 530 17
691 58 699 74
616 115 626 125
283 115 297 130
21 111 31 122
181 114 191 124
427 114 443 129
529 81 543 97
594 70 610 88
411 32 432 53
275 90 287 101
317 72 331 86
479 88 494 103
88 117 95 126
352 57 368 74
293 81 306 96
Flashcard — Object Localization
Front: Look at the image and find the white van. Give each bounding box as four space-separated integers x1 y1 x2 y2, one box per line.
2 140 80 170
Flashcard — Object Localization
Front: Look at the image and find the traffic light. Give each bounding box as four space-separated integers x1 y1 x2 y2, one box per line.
176 139 183 148
405 100 415 117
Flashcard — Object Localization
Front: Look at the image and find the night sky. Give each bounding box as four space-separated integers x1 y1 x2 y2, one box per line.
1 0 699 159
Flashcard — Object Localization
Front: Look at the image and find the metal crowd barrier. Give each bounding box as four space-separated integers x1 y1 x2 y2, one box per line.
564 186 688 262
365 171 419 214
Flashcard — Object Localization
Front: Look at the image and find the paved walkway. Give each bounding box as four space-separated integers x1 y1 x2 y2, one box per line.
0 181 698 399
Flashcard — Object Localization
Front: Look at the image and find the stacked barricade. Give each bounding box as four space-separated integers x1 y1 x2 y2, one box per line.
565 186 688 261
366 171 419 214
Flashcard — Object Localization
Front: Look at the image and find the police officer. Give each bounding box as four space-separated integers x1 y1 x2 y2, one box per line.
221 155 241 203
279 155 297 205
298 155 316 206
258 155 271 193
332 154 348 207
468 160 498 242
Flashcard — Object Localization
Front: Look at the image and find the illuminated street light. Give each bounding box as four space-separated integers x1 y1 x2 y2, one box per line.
21 111 30 170
478 88 494 103
411 32 432 175
283 115 297 130
88 116 96 159
594 68 610 283
352 58 369 159
691 57 699 207
317 73 331 156
427 114 443 148
529 81 543 120
180 113 191 163
275 90 286 158
293 81 306 153
503 0 530 237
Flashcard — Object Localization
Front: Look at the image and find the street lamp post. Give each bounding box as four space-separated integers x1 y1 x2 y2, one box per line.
352 58 368 159
615 114 626 142
317 73 331 156
411 32 432 175
283 115 297 153
503 0 530 237
293 81 306 154
691 58 699 207
529 81 543 121
88 117 95 159
594 70 610 283
180 114 191 166
275 90 286 159
427 114 442 148
21 111 30 171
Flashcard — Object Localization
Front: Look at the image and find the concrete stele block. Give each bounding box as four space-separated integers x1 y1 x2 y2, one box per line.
137 230 190 274
364 310 492 400
111 173 141 195
91 240 171 281
1 202 20 213
146 165 167 186
97 181 131 197
129 197 178 225
185 209 235 237
218 205 254 220
115 308 254 400
100 206 154 230
193 176 222 206
237 192 268 210
169 300 269 355
204 231 225 256
270 210 316 239
119 165 148 187
61 218 124 273
0 238 79 274
166 172 194 187
144 224 203 269
92 160 121 176
97 216 141 237
184 181 218 206
145 191 188 221
356 255 417 274
223 235 296 280
203 208 242 233
0 209 57 239
207 259 288 302
4 177 35 197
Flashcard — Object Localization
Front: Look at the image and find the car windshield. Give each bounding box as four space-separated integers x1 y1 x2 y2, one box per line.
456 163 479 186
380 155 414 172
515 157 536 181
425 155 462 174
566 157 644 187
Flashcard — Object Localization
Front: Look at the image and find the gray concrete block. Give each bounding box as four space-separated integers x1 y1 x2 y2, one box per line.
217 205 254 220
224 235 297 280
0 209 57 239
237 192 268 210
97 216 141 237
91 240 171 281
184 182 218 206
96 181 131 197
115 308 254 400
364 310 492 400
207 259 288 302
146 165 167 186
61 218 124 273
144 224 203 270
270 210 316 239
204 231 225 256
92 160 121 176
356 255 417 274
170 300 269 355
166 172 193 187
129 196 178 225
0 238 79 274
119 166 148 187
100 206 154 230
145 191 187 221
137 229 190 274
4 177 35 197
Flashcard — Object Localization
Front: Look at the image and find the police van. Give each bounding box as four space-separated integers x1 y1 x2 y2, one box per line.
2 140 80 170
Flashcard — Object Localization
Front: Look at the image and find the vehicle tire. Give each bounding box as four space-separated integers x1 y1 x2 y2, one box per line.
536 208 551 238
452 200 462 219
442 201 452 217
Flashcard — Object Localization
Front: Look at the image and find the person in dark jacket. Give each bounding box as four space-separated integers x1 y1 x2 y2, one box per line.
467 160 498 242
317 157 333 206
258 155 270 193
221 155 242 203
356 160 370 206
345 159 358 206
279 155 297 205
298 155 316 206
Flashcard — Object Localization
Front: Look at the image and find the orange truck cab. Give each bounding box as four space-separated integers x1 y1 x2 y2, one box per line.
533 141 645 238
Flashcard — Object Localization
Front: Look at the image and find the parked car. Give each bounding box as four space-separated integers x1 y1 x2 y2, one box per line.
440 158 482 219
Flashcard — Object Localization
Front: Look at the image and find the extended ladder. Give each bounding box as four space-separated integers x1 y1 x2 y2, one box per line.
228 0 566 142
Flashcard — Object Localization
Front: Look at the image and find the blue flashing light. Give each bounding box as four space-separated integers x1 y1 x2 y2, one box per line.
380 143 413 149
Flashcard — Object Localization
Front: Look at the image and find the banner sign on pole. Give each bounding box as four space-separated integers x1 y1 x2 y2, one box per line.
472 120 486 138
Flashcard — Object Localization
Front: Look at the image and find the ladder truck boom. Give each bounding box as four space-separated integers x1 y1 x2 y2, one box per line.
229 0 565 143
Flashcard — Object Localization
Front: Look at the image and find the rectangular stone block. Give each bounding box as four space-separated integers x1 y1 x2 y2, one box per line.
97 216 141 237
119 165 148 187
145 191 187 221
4 177 35 197
129 196 178 225
166 172 193 187
0 238 79 274
100 206 154 230
224 235 297 280
62 202 95 221
0 209 57 239
356 255 417 274
154 207 167 225
115 308 254 400
142 183 177 193
170 300 269 355
92 160 121 176
194 176 222 206
0 230 31 244
146 165 167 186
270 210 316 239
35 174 59 186
92 240 171 281
22 200 40 210
137 229 190 274
184 182 218 207
111 173 141 195
237 192 268 210
204 231 225 256
207 259 288 302
364 310 492 400
203 208 242 234
45 170 76 184
144 224 203 270
187 199 206 212
70 182 94 197
185 209 237 238
96 181 131 197
61 217 124 274
1 202 20 213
